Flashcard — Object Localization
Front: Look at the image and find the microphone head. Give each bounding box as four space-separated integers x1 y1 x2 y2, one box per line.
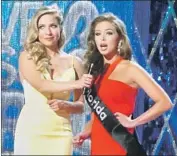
88 63 94 74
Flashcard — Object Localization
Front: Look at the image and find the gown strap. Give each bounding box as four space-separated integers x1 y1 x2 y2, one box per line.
104 56 122 79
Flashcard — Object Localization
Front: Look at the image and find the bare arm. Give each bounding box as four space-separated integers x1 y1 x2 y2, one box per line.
48 56 93 114
82 113 94 134
19 51 91 94
48 99 84 114
128 63 172 127
62 96 84 114
73 113 94 146
49 57 85 113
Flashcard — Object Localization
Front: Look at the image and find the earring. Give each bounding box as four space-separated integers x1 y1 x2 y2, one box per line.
117 40 123 53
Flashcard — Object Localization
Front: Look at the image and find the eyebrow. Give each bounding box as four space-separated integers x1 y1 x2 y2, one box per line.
95 28 114 31
38 24 45 26
38 23 58 27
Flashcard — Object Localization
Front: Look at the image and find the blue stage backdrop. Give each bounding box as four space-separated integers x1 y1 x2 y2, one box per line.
2 1 177 155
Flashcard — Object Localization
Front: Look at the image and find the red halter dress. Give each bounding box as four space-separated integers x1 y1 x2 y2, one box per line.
91 57 138 155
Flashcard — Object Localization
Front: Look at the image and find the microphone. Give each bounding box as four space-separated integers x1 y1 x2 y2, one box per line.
83 63 94 95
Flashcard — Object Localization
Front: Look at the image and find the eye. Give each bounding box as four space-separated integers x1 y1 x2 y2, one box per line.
51 24 58 28
107 31 113 35
38 25 45 30
95 32 101 36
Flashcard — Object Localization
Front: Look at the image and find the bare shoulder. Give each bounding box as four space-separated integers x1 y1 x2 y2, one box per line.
19 51 28 60
114 59 145 73
126 61 153 85
127 61 147 74
119 60 142 68
72 55 84 77
60 52 82 65
18 51 28 80
73 55 84 72
115 59 131 70
116 60 150 80
73 55 83 66
18 51 40 82
60 51 71 60
19 51 33 64
62 52 84 75
119 59 131 66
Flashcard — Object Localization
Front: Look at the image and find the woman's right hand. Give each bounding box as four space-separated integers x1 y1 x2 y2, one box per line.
76 74 93 89
73 131 90 147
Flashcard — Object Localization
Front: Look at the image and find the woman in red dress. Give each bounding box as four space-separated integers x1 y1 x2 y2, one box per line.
73 13 172 155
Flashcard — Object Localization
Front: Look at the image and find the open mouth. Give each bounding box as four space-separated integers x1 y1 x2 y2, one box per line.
100 43 108 51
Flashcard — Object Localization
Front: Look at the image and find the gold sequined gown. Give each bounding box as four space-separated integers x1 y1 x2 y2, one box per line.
14 66 75 155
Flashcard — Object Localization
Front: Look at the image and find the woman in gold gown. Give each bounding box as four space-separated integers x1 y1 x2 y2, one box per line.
14 6 93 155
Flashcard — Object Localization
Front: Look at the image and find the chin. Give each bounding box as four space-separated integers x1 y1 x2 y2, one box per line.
43 42 56 47
101 51 117 59
100 51 111 56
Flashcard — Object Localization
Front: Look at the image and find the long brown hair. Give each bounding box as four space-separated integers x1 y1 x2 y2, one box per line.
84 13 132 76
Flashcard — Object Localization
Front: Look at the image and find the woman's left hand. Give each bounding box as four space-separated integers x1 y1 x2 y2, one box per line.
114 112 136 128
48 99 66 111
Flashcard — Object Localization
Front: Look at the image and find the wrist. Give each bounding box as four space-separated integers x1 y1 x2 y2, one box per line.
80 130 91 139
62 101 71 112
132 118 139 127
74 80 80 89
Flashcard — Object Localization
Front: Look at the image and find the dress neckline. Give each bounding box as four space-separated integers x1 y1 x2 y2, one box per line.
45 67 75 80
104 56 122 79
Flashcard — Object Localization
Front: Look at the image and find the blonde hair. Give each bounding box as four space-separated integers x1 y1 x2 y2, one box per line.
84 13 132 76
24 6 65 72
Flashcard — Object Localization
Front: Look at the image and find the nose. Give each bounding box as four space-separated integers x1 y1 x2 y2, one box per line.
45 27 52 35
101 34 106 41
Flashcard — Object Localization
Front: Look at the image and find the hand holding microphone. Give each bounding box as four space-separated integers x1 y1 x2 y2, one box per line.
76 63 94 91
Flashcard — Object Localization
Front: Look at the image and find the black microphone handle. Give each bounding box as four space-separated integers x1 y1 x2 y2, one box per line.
83 63 94 95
